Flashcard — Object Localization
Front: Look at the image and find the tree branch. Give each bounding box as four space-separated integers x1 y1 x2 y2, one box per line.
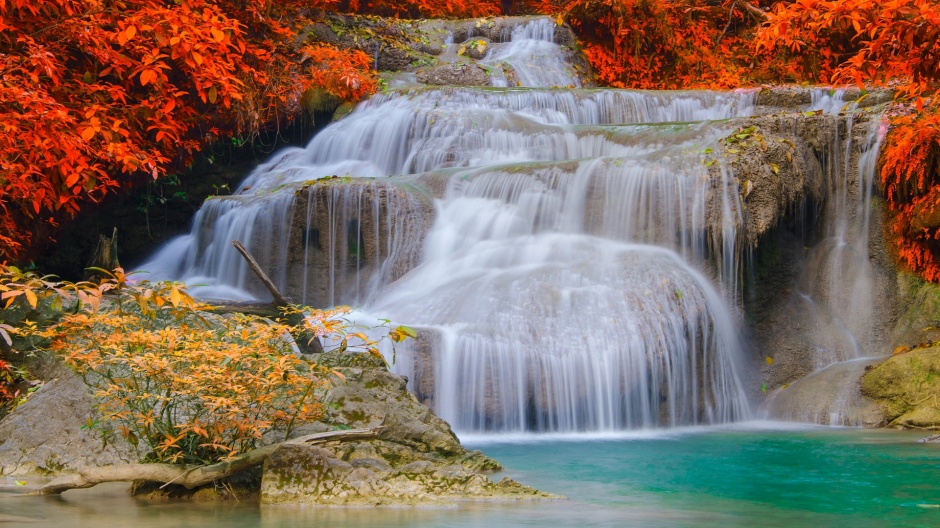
32 427 381 495
231 239 292 307
231 239 323 354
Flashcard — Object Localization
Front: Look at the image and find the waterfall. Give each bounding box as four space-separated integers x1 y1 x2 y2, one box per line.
137 16 888 434
480 18 581 88
763 92 890 426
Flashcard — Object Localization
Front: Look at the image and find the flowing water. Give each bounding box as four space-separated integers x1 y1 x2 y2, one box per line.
141 17 887 433
3 427 939 527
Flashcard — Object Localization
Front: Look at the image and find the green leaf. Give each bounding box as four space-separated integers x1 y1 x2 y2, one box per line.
395 325 418 339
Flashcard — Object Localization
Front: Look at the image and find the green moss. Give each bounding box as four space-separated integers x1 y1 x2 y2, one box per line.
861 346 940 428
343 409 366 422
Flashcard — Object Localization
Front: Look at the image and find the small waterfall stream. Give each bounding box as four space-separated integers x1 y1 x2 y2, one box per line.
762 91 889 426
141 18 889 434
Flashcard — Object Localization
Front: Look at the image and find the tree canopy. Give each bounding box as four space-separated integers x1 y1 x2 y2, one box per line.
2 0 939 278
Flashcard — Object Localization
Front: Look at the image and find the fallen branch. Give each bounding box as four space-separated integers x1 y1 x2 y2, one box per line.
33 427 380 495
231 239 323 354
232 239 293 307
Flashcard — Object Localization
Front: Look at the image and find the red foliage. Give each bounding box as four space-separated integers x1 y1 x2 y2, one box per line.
525 0 774 89
5 0 940 282
756 0 940 97
350 0 501 18
0 0 375 261
880 112 940 280
757 0 940 280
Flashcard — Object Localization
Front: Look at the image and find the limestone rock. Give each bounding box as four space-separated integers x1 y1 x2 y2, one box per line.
416 64 492 87
257 351 546 505
764 358 885 426
861 346 940 429
261 443 551 505
0 370 135 476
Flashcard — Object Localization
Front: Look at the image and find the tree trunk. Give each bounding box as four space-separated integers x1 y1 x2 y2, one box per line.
85 228 120 281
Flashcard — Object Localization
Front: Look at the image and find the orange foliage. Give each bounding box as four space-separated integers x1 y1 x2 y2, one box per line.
756 0 940 98
528 0 772 89
880 112 940 280
0 0 376 262
350 0 501 18
757 0 940 280
1 265 407 464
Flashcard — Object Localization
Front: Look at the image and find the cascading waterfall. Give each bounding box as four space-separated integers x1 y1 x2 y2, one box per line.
763 92 889 426
139 16 887 434
480 18 581 88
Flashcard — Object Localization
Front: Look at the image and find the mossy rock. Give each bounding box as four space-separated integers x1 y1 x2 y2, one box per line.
861 346 940 429
892 273 940 349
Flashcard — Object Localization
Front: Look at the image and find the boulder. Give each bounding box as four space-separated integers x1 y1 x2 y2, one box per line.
861 346 940 429
0 369 136 476
261 442 549 505
416 63 492 86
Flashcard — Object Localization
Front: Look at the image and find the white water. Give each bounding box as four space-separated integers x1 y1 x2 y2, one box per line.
139 19 886 434
481 18 581 88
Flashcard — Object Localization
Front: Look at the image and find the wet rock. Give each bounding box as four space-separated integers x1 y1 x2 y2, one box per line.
731 108 898 395
283 180 436 308
458 37 491 60
861 346 940 429
416 63 492 86
765 358 885 426
261 442 551 505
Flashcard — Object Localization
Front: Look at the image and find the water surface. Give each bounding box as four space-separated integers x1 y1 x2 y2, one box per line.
3 426 938 527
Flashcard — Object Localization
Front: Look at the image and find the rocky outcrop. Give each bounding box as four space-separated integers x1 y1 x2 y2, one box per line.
261 443 546 505
0 348 552 504
726 107 898 394
861 346 940 429
281 178 436 307
0 368 136 476
259 350 554 505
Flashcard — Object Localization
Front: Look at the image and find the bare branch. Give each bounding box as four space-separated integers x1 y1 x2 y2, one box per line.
33 427 381 495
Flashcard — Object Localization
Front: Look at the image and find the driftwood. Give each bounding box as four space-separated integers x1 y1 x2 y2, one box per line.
232 240 292 307
231 239 323 354
32 427 381 495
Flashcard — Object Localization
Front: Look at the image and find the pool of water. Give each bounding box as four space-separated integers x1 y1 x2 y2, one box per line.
2 423 938 527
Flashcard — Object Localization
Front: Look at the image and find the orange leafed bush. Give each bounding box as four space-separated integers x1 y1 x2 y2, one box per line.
1 266 407 464
880 112 940 280
58 309 330 464
351 0 501 18
527 0 771 89
755 0 940 98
